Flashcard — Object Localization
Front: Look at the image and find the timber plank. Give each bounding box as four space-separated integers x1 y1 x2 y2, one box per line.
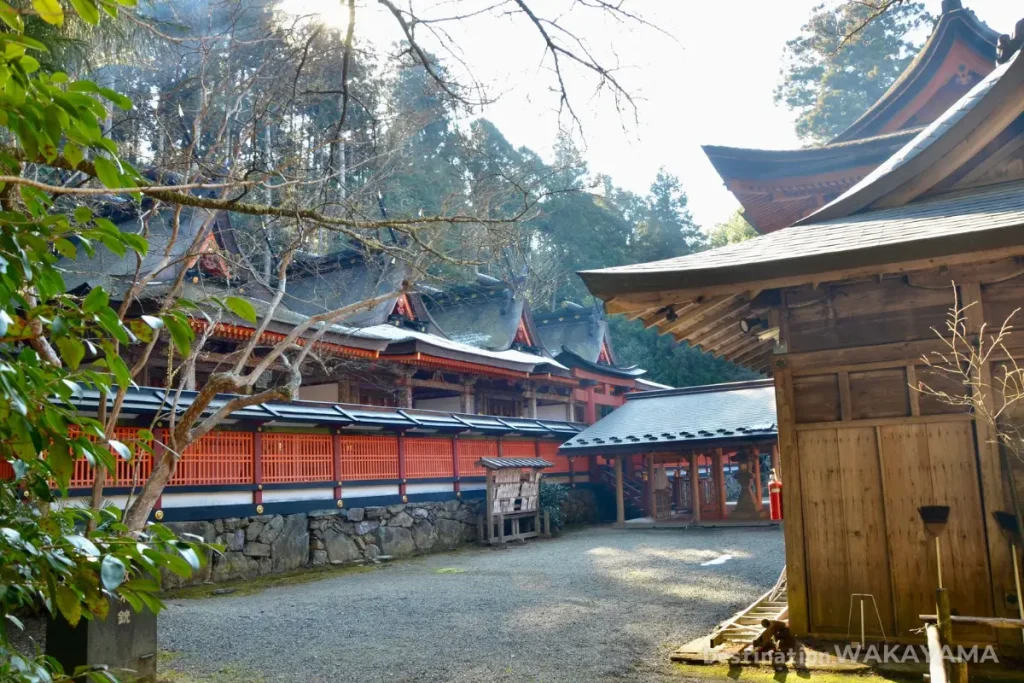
775 366 810 635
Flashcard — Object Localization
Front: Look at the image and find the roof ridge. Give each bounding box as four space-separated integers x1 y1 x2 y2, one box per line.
625 379 774 400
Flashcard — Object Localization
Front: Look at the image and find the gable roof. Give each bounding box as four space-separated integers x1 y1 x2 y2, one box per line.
534 304 612 364
559 380 776 456
832 2 999 143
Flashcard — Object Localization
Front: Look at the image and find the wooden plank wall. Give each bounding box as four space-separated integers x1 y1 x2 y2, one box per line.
774 269 1021 644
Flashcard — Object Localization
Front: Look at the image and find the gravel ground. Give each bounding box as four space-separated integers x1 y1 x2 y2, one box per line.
160 525 783 683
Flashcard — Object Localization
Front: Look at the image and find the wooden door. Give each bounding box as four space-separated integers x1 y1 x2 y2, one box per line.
797 427 895 637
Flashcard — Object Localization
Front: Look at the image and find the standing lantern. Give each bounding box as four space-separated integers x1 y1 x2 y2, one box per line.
768 471 783 522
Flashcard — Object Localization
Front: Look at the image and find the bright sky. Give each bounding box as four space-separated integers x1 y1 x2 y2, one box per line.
289 0 1021 231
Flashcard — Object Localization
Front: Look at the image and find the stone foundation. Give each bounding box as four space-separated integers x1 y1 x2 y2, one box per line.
163 488 597 587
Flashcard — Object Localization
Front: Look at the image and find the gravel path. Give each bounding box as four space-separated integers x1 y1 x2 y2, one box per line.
160 525 783 682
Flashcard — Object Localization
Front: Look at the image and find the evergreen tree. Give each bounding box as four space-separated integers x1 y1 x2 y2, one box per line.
707 210 758 248
775 2 932 143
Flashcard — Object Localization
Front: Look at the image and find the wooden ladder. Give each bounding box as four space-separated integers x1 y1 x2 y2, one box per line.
708 567 788 648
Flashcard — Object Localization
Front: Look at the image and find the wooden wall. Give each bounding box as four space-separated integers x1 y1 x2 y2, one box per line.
775 267 1022 645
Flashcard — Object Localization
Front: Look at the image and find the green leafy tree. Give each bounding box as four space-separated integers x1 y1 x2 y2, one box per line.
707 210 757 247
775 2 932 143
607 316 759 387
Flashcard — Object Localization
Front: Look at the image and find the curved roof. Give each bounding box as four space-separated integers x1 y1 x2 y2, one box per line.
560 380 776 455
702 129 920 187
832 3 999 143
417 282 524 351
534 304 611 364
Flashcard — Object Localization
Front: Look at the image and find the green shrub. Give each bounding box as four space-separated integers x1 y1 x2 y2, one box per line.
540 481 570 531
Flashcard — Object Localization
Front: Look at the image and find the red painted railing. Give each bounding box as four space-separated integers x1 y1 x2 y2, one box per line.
263 433 333 483
456 439 495 476
405 438 454 478
8 427 571 489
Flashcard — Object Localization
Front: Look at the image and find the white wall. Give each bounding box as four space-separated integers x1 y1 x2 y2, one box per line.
537 403 570 420
414 395 462 412
299 382 339 403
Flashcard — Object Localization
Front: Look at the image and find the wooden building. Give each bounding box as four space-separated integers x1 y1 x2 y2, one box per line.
579 28 1024 647
704 1 999 233
559 380 778 527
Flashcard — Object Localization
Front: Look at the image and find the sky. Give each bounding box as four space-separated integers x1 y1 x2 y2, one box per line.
288 0 1021 231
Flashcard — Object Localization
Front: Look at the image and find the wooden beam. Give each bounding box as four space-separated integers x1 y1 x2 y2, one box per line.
615 455 625 525
600 244 1024 318
657 295 736 337
873 83 1024 209
687 303 753 348
690 453 701 523
774 364 810 635
838 371 852 421
952 131 1024 189
678 300 751 344
718 334 761 360
906 363 921 417
960 282 1019 640
701 326 749 355
647 452 656 520
731 341 772 365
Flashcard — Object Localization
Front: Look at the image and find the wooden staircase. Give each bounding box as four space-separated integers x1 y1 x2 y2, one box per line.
597 464 645 517
708 568 788 648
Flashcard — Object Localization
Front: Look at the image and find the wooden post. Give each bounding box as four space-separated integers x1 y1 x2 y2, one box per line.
647 452 656 520
253 426 264 506
332 430 343 504
775 364 809 636
615 455 625 525
528 388 538 419
715 448 728 519
752 447 763 512
452 434 461 497
397 432 407 501
690 453 701 524
771 442 780 479
568 455 575 487
399 369 414 409
485 468 495 543
461 379 475 414
926 624 948 683
937 588 968 683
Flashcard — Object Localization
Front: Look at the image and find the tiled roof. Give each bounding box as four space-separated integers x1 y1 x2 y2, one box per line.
477 457 553 469
581 178 1024 299
67 386 583 437
560 380 776 455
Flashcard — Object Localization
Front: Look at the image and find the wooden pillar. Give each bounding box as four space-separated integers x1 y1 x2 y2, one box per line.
452 434 461 497
775 363 809 636
397 432 407 501
771 442 780 479
614 455 625 525
339 379 352 404
253 426 264 506
485 468 495 542
461 379 476 414
752 446 763 512
399 370 414 409
584 386 596 424
568 455 575 488
332 430 344 504
689 453 701 524
715 448 728 519
565 400 574 422
528 388 538 419
647 452 656 520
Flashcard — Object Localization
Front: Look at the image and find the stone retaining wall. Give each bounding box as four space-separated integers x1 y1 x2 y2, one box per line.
164 487 596 586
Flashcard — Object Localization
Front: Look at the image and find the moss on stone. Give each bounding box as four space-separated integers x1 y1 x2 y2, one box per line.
163 562 377 600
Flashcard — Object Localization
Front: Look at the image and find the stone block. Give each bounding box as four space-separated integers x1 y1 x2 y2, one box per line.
346 508 365 522
270 514 309 572
354 520 379 536
324 528 361 564
244 542 271 558
411 507 430 519
375 526 415 556
389 511 414 528
245 520 264 542
365 506 386 520
258 515 285 545
436 519 463 548
411 521 437 552
227 529 245 552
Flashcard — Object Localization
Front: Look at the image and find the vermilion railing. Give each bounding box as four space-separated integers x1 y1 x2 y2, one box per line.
263 433 333 483
4 426 573 489
456 439 496 476
405 437 454 478
537 442 571 473
169 430 253 486
68 426 155 489
338 435 399 480
500 440 536 458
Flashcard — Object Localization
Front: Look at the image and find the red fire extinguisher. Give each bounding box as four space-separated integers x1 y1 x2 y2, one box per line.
768 473 783 521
